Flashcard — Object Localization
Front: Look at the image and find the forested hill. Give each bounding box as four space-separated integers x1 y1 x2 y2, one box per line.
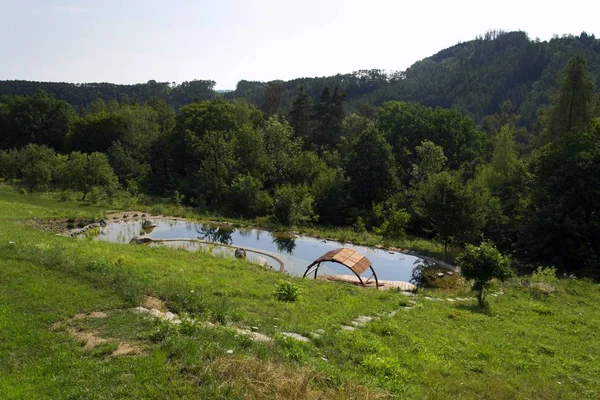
0 31 598 125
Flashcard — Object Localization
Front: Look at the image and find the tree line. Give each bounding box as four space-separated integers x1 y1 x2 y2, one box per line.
1 31 599 131
1 52 600 279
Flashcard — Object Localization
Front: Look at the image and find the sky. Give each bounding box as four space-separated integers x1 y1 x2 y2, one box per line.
1 0 598 90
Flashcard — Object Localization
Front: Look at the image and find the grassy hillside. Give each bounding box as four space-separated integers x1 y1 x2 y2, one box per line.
1 188 599 399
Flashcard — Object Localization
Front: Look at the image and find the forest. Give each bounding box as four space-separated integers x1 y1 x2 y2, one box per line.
1 31 600 279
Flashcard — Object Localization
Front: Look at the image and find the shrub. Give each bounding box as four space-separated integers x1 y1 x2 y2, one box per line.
457 241 512 307
374 205 411 239
274 279 300 302
272 184 315 226
229 174 272 217
530 266 559 284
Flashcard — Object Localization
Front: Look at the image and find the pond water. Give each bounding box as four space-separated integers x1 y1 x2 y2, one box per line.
96 219 421 282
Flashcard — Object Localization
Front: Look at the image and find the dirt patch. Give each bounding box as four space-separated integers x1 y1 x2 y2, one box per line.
111 342 144 357
67 327 144 357
142 295 164 310
68 328 107 350
73 311 108 320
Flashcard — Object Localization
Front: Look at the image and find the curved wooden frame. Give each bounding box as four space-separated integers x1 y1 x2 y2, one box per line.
303 248 380 289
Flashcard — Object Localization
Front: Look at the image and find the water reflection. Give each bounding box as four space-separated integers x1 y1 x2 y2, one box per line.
95 218 423 281
196 224 234 244
271 234 296 255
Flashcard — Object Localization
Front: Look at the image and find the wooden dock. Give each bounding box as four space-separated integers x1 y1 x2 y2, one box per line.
318 274 417 292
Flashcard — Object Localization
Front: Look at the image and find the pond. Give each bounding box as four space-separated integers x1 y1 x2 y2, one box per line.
96 219 422 282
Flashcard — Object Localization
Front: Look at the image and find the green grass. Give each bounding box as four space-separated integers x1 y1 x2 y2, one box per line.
1 187 599 398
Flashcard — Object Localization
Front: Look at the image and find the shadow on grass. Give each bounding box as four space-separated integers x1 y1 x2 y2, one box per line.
455 303 494 317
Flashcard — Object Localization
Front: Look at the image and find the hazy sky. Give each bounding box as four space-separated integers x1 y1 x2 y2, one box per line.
1 0 598 89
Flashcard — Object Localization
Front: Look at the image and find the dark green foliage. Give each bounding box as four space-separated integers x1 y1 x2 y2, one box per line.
547 53 596 140
378 101 485 176
288 87 313 144
519 119 600 277
457 241 512 307
311 167 348 226
344 124 399 209
312 86 345 152
373 205 411 239
16 144 56 192
0 90 75 152
65 152 118 200
1 33 599 277
272 184 315 226
228 175 272 218
414 171 483 260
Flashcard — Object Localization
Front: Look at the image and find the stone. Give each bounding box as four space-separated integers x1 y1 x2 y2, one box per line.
281 332 311 342
142 220 157 230
250 326 259 332
354 315 374 325
129 235 152 245
340 325 356 331
530 282 558 294
234 248 246 259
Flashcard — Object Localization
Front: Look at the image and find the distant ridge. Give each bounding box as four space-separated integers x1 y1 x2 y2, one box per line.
1 31 598 126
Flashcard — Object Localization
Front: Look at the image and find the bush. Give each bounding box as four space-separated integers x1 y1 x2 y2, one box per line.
274 279 300 302
272 184 316 226
530 266 559 284
229 174 272 217
374 205 411 239
457 241 512 307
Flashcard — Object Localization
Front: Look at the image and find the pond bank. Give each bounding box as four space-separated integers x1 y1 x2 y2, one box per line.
99 210 457 271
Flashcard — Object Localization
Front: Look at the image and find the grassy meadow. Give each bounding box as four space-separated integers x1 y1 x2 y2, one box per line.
0 186 599 399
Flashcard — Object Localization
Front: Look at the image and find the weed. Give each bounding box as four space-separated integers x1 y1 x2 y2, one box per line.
274 279 300 302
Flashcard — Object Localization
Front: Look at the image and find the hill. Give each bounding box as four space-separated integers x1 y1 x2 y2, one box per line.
1 187 599 398
1 31 599 127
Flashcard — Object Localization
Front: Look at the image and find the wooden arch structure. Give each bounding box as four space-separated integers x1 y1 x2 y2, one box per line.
303 248 380 289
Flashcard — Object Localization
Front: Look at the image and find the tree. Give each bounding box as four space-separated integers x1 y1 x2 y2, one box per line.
273 184 316 226
0 91 75 152
66 152 117 200
18 144 56 192
411 140 447 184
262 82 284 116
262 116 301 188
547 53 596 140
457 241 512 307
519 118 600 277
378 101 485 177
344 124 399 209
185 130 235 207
228 174 272 218
312 86 345 152
312 167 348 226
414 171 481 260
288 87 313 144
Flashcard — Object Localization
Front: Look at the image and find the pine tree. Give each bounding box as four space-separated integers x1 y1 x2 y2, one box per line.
288 87 313 145
312 86 345 152
548 53 596 139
